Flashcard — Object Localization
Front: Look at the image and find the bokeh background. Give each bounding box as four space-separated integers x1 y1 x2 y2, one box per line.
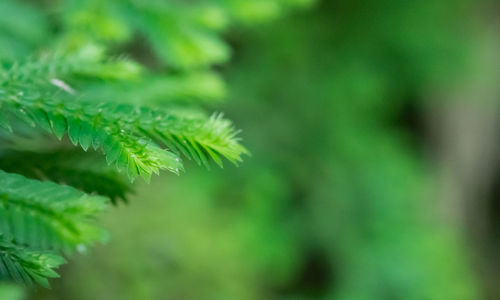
2 0 500 299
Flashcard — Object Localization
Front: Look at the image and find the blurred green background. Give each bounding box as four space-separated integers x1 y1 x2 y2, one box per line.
3 0 500 299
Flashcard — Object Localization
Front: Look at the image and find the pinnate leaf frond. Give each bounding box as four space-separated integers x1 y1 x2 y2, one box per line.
0 170 109 253
0 150 133 204
0 236 65 288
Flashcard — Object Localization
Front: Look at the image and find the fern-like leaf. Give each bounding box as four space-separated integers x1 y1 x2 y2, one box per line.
140 112 247 168
0 237 65 288
0 93 247 180
1 44 141 87
0 150 133 204
0 96 183 181
0 170 108 253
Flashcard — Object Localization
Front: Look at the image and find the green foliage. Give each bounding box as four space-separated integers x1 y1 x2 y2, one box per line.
221 1 480 299
45 1 490 300
61 0 312 68
0 150 132 204
0 0 279 289
0 91 245 181
0 170 108 252
0 0 487 299
80 71 228 105
0 238 65 288
0 169 106 288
